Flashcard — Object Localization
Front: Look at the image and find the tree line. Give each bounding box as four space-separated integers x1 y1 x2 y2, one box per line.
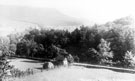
4 16 135 68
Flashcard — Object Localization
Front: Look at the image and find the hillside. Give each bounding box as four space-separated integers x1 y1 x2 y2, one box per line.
0 5 85 36
0 5 83 26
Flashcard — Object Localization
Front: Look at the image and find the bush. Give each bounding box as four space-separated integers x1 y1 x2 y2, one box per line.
124 51 135 68
73 55 79 63
98 38 113 65
10 68 34 78
67 54 74 63
0 50 13 81
85 48 99 63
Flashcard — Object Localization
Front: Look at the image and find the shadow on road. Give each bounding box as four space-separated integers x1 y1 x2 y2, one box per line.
21 60 43 63
35 67 43 70
74 64 135 74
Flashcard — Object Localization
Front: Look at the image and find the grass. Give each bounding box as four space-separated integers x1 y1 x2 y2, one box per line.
8 58 135 81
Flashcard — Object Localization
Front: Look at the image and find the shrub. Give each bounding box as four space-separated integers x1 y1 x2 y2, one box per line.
98 38 113 65
10 68 34 78
85 48 99 63
0 50 13 81
73 55 79 63
124 51 135 68
67 54 74 63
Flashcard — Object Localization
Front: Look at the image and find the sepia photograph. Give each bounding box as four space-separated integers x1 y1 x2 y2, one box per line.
0 0 135 81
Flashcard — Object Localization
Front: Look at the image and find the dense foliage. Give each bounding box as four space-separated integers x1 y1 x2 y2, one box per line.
6 17 135 68
0 43 13 81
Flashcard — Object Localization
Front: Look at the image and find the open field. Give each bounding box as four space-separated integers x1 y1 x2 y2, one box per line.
9 58 135 81
9 58 44 71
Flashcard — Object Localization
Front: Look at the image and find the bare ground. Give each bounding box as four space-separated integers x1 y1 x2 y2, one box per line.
9 58 135 81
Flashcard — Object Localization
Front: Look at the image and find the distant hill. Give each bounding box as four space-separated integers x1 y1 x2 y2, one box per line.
0 5 83 26
0 5 86 36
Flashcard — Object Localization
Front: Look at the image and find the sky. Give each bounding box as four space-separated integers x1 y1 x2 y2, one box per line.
0 0 135 36
0 0 135 24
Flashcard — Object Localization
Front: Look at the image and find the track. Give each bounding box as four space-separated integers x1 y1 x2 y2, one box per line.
73 63 135 73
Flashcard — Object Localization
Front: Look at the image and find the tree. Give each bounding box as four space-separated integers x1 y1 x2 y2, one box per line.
16 40 27 56
85 48 99 63
124 51 135 68
0 50 13 81
9 44 16 56
98 38 113 65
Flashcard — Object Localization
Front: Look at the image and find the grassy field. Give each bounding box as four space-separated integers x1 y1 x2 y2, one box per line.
9 58 135 81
